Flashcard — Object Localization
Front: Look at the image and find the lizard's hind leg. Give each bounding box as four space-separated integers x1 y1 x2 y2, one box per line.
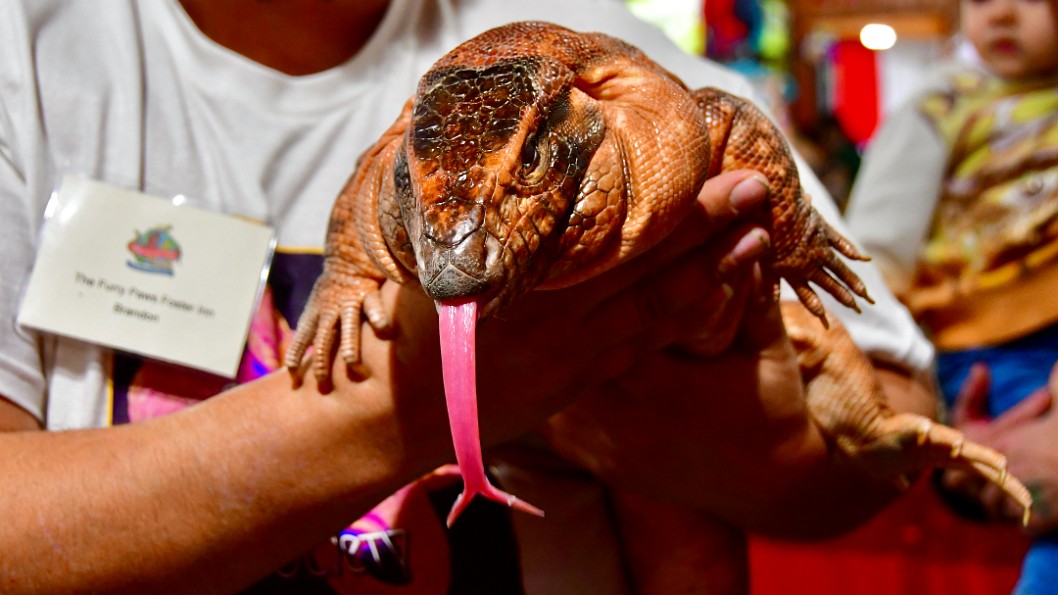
784 302 1033 525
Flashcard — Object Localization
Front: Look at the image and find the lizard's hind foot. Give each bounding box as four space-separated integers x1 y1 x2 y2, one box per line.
864 413 1033 524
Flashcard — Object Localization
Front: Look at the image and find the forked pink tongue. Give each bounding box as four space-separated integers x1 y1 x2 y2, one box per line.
437 298 545 527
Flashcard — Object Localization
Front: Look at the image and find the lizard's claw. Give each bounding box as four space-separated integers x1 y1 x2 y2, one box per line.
854 413 1033 525
776 207 873 326
285 267 388 386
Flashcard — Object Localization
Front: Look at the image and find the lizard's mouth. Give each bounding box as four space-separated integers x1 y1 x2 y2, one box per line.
423 261 494 299
419 229 507 315
425 268 509 320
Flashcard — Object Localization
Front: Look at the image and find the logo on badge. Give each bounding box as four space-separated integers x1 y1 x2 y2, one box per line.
127 226 182 276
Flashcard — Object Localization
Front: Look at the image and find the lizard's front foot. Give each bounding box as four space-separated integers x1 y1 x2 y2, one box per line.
776 205 873 325
285 263 389 385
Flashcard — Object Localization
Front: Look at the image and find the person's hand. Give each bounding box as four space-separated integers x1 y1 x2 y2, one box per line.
937 362 1057 535
539 263 834 531
358 170 772 468
998 384 1058 536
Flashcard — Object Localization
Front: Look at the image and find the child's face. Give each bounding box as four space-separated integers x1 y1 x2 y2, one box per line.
962 0 1058 79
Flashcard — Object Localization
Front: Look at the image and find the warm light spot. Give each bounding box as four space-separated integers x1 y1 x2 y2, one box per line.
860 23 897 51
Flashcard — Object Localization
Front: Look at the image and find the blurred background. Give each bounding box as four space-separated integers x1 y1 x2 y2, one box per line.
628 0 960 208
625 2 1027 594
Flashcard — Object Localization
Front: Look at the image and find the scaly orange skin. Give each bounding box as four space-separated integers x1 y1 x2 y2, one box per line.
286 21 1030 523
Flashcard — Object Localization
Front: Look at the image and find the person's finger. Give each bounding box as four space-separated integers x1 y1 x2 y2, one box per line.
989 388 1053 433
656 170 770 268
952 362 992 425
698 170 771 228
651 265 751 355
648 170 770 266
734 266 786 355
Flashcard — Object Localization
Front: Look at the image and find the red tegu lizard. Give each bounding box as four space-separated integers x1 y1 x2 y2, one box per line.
286 21 1031 526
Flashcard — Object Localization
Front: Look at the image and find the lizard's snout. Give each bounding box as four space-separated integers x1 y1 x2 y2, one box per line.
418 217 503 301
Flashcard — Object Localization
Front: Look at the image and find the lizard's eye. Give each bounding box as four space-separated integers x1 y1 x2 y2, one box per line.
520 133 550 184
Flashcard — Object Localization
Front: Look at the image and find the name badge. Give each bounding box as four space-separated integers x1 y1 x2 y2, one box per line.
18 176 276 378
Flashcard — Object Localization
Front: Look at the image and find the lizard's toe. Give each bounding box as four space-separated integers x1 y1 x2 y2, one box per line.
311 307 342 385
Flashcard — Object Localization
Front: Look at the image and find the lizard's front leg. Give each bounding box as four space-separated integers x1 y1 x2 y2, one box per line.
694 87 872 322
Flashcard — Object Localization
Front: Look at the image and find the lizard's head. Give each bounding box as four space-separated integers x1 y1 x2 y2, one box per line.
397 56 604 317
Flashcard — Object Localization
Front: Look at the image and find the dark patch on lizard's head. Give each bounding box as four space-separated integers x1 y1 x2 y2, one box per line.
399 55 604 316
411 60 537 170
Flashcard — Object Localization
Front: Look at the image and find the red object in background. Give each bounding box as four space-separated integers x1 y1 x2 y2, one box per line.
749 479 1028 594
705 0 748 59
830 39 880 145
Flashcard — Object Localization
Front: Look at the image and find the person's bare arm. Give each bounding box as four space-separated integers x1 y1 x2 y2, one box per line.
0 397 41 431
0 340 454 594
